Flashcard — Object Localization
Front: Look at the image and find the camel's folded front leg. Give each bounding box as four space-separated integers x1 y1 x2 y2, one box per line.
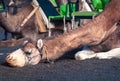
0 38 30 47
75 47 120 60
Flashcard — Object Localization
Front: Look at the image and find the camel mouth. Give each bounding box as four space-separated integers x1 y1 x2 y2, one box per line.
6 49 27 67
6 47 41 67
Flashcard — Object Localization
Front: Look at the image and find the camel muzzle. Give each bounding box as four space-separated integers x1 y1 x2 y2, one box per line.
6 48 41 67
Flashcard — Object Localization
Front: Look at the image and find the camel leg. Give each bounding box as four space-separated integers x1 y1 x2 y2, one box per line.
0 38 30 47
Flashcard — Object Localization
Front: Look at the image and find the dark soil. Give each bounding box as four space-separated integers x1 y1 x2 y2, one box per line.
0 28 120 81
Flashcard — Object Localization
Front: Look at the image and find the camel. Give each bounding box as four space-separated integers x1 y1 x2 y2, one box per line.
5 0 120 67
0 0 35 40
74 21 120 61
0 0 66 47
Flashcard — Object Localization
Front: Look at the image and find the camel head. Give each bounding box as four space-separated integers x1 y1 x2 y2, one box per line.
8 0 32 15
6 39 43 67
8 0 32 6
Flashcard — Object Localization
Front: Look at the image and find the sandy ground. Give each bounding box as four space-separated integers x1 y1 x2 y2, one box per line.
0 28 120 81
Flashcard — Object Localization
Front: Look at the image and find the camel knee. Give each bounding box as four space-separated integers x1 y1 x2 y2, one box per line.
75 50 95 60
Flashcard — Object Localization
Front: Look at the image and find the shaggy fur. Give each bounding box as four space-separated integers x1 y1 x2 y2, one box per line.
38 0 120 61
90 23 120 52
0 0 64 47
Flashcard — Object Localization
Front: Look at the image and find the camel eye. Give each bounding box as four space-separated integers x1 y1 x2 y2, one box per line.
24 51 31 55
22 47 32 55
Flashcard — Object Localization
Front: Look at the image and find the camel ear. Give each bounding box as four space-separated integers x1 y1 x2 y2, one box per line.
37 39 43 49
9 0 15 6
23 40 29 45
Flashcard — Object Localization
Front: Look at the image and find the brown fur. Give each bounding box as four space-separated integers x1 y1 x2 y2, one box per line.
39 0 120 61
90 23 120 52
0 0 64 47
22 0 120 62
6 0 120 66
1 0 120 54
0 1 38 40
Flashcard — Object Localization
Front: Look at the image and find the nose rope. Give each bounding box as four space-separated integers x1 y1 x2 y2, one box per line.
23 39 50 65
24 52 41 65
37 39 50 62
42 45 50 62
23 47 41 65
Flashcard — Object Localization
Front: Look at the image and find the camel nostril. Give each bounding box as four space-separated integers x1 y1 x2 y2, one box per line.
6 55 10 59
6 56 12 60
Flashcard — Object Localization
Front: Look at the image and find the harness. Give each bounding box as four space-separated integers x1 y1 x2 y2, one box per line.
25 53 41 65
22 39 50 66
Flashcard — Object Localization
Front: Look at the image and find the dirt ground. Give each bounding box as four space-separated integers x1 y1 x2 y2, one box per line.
0 28 120 81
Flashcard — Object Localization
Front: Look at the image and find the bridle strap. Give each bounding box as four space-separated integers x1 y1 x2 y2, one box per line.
25 54 40 65
42 45 50 62
39 44 53 63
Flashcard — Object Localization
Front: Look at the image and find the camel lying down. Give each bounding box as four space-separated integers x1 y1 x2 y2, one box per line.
5 0 120 67
75 48 120 60
6 39 120 67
